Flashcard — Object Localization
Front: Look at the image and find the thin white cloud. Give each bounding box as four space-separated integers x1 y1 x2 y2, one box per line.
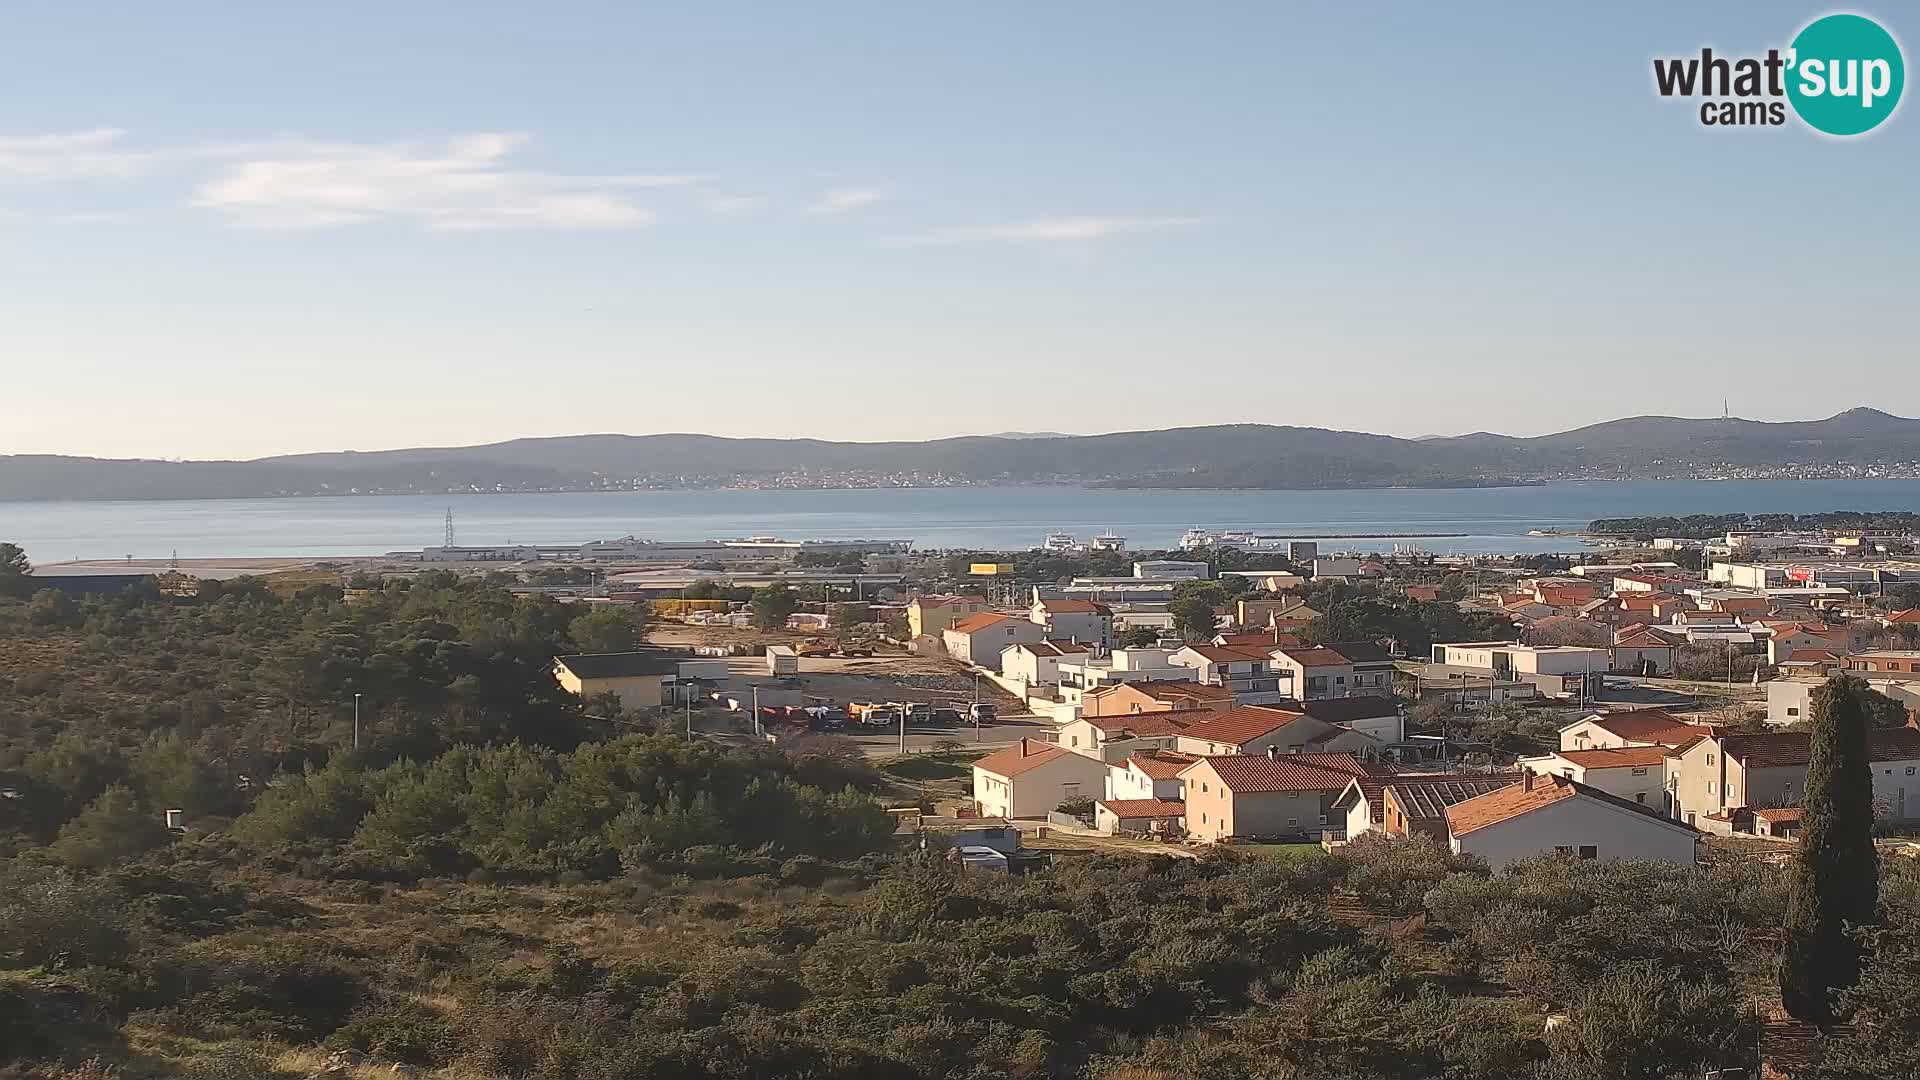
810 186 885 214
885 215 1206 247
706 194 768 216
193 133 694 231
0 129 155 179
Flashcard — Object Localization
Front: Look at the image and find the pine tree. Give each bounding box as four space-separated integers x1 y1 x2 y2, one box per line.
1778 675 1880 1024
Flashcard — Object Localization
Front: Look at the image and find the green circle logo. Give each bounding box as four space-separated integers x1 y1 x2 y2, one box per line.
1787 13 1904 135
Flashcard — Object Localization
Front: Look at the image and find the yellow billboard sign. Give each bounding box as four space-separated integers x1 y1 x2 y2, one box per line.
970 562 1015 575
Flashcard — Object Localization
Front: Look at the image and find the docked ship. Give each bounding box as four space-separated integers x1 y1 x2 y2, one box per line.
420 535 914 564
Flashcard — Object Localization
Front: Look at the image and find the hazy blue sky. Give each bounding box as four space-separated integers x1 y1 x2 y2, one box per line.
3 3 1914 459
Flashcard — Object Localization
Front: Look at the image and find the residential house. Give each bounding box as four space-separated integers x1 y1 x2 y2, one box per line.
1846 649 1920 676
1215 629 1303 650
1881 608 1920 628
1760 622 1851 667
1106 749 1199 801
1000 640 1091 690
1667 727 1920 825
1093 798 1187 836
904 815 1021 854
1173 706 1379 758
1333 773 1519 842
1768 670 1920 727
1611 624 1678 675
1170 645 1289 704
1180 751 1376 842
1235 598 1319 632
1080 679 1235 718
1429 642 1607 699
1031 597 1115 648
552 651 682 709
1055 648 1196 700
1403 584 1442 602
1445 772 1701 869
1518 746 1669 810
1056 711 1202 762
1270 641 1396 700
907 594 989 638
944 612 1046 670
1752 806 1802 840
1557 710 1714 752
1297 696 1406 744
972 738 1111 819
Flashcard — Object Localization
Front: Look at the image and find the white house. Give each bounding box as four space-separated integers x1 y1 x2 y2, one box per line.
1000 640 1091 689
1517 746 1669 810
1105 749 1197 801
1297 697 1405 744
1169 645 1290 703
1030 598 1115 648
1056 711 1202 762
1173 706 1379 758
1557 710 1712 752
1444 772 1700 870
972 738 1111 819
944 612 1046 670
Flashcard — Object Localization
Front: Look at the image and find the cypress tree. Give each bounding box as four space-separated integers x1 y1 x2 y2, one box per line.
1778 675 1880 1024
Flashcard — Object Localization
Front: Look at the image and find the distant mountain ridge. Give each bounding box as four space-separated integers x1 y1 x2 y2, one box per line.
5 408 1920 501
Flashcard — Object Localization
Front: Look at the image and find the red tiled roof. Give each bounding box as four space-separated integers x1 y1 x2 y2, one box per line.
1753 806 1803 823
1130 680 1235 703
1723 727 1920 769
1080 711 1201 737
1012 640 1090 657
972 738 1075 779
1177 705 1306 746
1097 798 1186 818
1553 746 1673 769
1189 754 1367 794
1886 609 1920 624
948 612 1015 634
1403 585 1441 602
1038 598 1113 615
1181 645 1271 663
1445 773 1694 836
1125 750 1200 780
1274 646 1351 668
1579 710 1712 747
1786 648 1842 663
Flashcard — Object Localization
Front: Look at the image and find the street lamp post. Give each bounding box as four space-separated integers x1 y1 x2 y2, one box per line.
352 692 362 750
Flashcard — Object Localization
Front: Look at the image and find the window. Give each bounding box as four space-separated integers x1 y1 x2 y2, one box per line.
1787 707 1800 717
1578 845 1597 860
1201 813 1207 824
1287 817 1298 828
1636 793 1647 804
1706 754 1714 765
1707 781 1715 794
1069 736 1078 747
1554 845 1573 855
1631 767 1648 776
1907 767 1916 776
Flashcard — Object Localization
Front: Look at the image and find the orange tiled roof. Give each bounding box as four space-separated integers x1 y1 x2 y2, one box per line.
1081 711 1201 737
1097 798 1186 818
948 612 1015 634
1177 706 1306 746
972 738 1075 779
1125 750 1199 780
1446 773 1696 836
1553 746 1673 769
1190 754 1368 794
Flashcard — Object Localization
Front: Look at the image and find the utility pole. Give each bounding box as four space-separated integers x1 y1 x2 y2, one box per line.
972 673 981 742
899 704 908 756
352 692 362 750
752 684 762 739
685 690 693 741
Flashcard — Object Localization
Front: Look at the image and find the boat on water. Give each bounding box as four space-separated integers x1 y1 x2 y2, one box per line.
1179 528 1282 552
1089 530 1127 552
1041 532 1079 552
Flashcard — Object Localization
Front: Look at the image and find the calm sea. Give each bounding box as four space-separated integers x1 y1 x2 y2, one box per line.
7 479 1920 562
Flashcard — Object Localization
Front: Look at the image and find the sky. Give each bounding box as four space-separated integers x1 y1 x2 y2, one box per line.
2 2 1916 459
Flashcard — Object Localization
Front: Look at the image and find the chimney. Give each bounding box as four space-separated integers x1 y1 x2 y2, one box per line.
1266 744 1280 760
1522 771 1535 792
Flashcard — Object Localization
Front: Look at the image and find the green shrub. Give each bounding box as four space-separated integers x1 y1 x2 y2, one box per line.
0 864 130 970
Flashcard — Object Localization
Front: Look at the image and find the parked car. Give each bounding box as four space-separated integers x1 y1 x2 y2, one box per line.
968 703 997 724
